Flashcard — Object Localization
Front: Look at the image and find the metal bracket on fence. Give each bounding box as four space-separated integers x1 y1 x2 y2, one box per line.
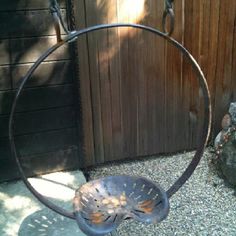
162 0 175 36
50 0 175 41
49 0 71 42
68 30 78 43
50 5 62 42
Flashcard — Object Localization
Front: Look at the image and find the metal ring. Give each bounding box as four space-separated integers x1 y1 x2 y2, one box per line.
9 23 211 219
162 8 175 36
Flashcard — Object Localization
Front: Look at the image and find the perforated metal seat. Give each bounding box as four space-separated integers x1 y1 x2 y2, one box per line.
73 176 169 235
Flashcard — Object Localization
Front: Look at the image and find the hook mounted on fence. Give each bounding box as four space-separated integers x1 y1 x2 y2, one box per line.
49 0 73 42
162 0 175 36
50 0 175 40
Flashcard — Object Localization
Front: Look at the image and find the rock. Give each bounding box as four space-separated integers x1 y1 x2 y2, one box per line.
214 113 232 149
218 131 236 186
221 114 232 131
214 102 236 186
229 102 236 125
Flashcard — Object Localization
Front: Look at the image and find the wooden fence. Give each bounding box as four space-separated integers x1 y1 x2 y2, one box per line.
0 0 83 181
75 0 236 166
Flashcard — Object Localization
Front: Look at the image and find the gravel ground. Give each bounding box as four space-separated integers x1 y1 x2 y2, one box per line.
88 148 236 236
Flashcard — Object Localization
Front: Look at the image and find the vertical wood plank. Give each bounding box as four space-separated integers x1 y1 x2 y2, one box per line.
118 0 134 158
143 0 165 154
136 0 149 155
74 0 236 167
127 0 139 157
85 0 105 163
74 0 95 166
107 0 123 160
206 0 220 111
154 0 167 153
189 0 202 148
165 0 184 152
97 0 113 161
0 65 11 90
182 0 193 149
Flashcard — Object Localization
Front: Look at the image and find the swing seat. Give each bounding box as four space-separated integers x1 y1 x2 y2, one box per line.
73 176 169 235
9 3 211 235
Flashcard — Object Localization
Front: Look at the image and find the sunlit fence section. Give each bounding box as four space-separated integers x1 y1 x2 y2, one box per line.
75 0 236 165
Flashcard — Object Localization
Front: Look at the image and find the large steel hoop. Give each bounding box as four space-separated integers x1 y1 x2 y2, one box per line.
9 23 212 220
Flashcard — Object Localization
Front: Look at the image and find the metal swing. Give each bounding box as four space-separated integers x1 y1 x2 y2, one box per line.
8 0 212 235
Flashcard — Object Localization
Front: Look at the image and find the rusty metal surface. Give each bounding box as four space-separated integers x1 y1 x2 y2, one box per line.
162 0 175 36
7 1 212 235
73 176 169 236
9 22 211 223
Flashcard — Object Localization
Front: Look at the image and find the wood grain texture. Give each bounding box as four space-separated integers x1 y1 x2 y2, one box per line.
184 0 200 149
0 106 76 137
0 60 73 91
1 0 235 181
0 40 10 65
0 9 67 39
84 0 105 163
147 0 166 154
0 0 66 11
0 127 77 160
107 1 123 160
76 0 236 166
118 0 132 159
0 65 11 90
0 0 83 182
96 2 113 162
12 60 73 88
74 0 95 166
0 37 70 65
165 0 184 152
0 147 79 182
0 84 74 115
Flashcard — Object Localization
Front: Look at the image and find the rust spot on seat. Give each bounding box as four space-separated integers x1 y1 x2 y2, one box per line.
73 196 81 211
138 200 154 213
90 212 103 224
